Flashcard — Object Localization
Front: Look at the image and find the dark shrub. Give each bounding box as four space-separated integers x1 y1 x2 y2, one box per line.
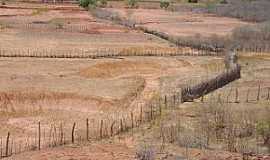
160 0 170 9
188 0 198 3
79 0 97 8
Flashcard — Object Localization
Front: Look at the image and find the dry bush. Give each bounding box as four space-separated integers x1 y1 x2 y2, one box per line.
231 22 270 52
135 144 155 160
175 33 229 52
256 107 270 151
207 0 270 22
90 8 135 28
197 100 270 153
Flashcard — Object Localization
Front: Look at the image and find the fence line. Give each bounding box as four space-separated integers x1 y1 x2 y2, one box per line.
0 47 222 59
0 86 184 159
181 65 241 102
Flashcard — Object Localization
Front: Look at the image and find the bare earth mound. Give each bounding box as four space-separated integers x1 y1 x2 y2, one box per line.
80 60 162 79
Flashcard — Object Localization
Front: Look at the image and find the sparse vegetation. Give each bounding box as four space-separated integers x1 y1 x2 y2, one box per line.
135 144 155 160
97 0 107 7
256 115 270 148
1 0 270 159
231 21 270 52
206 0 270 22
126 0 138 8
79 0 97 8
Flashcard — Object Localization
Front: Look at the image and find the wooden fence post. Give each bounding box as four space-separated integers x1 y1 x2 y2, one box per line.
71 123 76 144
227 88 232 103
38 122 41 150
120 119 123 132
6 132 10 157
164 95 167 108
60 123 63 145
267 87 270 101
173 94 176 107
1 137 2 158
110 121 115 137
86 118 89 141
201 93 204 103
257 85 261 102
131 112 134 129
100 120 103 139
140 106 143 123
159 100 162 116
150 105 153 121
235 88 239 103
246 88 250 103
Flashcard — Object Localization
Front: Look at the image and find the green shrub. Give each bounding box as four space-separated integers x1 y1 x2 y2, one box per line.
256 120 270 145
160 0 170 9
126 0 138 8
220 0 228 4
79 0 89 8
188 0 197 3
79 0 97 8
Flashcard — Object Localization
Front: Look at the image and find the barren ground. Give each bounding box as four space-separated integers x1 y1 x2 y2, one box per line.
106 8 250 37
0 4 171 54
0 1 268 160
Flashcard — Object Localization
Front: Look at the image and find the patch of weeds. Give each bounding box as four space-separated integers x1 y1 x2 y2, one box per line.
135 143 155 160
0 22 10 30
48 18 65 29
31 8 49 16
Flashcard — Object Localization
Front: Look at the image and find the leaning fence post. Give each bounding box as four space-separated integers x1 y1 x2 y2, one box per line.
6 132 10 157
71 122 76 144
110 121 115 137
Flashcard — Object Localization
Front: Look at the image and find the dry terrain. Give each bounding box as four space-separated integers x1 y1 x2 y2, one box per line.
0 3 171 55
105 8 250 37
0 1 269 160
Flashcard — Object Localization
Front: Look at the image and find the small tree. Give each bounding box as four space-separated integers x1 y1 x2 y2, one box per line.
160 0 170 9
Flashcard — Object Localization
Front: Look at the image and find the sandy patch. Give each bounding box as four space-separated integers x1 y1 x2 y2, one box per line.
80 60 162 79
